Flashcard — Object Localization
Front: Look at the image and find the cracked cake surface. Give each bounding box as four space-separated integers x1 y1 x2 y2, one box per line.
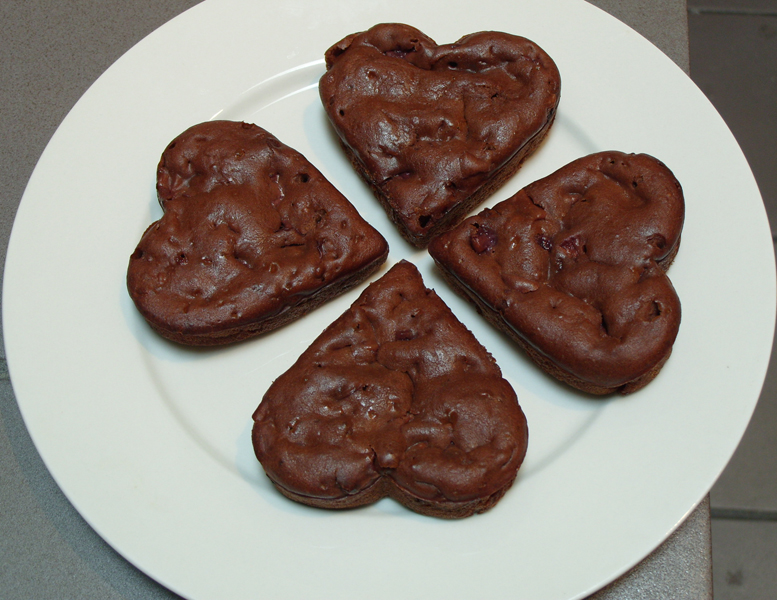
319 23 561 246
428 151 684 395
127 120 388 345
252 260 528 518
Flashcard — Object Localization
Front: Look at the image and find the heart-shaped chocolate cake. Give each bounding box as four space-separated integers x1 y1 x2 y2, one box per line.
428 151 684 394
320 23 561 247
127 120 388 345
252 260 528 518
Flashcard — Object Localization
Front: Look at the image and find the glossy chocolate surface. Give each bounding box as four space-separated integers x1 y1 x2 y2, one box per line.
252 260 528 509
127 121 388 344
320 23 560 244
429 151 684 392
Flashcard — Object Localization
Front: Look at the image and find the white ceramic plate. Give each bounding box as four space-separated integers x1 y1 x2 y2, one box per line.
4 0 774 599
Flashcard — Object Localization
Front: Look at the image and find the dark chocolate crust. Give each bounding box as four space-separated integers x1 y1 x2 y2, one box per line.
428 151 684 395
252 260 528 518
319 23 561 247
127 121 389 345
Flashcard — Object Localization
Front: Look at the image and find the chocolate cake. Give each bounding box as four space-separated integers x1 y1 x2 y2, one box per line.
319 23 561 247
127 120 388 345
252 260 528 518
428 151 684 395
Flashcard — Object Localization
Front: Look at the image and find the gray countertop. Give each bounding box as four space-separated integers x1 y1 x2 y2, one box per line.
0 1 711 598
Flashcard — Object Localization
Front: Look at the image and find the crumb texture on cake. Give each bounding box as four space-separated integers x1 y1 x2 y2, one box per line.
319 23 561 246
252 260 528 517
428 151 684 394
127 120 388 345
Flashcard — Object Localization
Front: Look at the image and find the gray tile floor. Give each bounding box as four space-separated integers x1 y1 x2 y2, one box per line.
687 1 777 598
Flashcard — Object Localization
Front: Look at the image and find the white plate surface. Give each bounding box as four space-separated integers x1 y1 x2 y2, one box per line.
4 0 775 599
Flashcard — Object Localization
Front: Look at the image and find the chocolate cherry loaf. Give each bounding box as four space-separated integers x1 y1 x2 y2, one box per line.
428 151 684 395
319 23 561 247
252 260 528 518
127 121 388 345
